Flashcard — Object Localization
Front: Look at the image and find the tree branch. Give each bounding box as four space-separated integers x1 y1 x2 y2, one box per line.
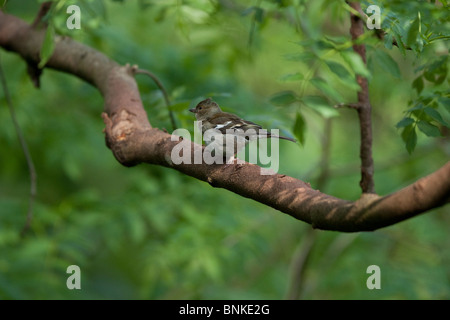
27 1 53 88
31 1 52 29
133 67 177 131
0 11 448 232
349 2 375 194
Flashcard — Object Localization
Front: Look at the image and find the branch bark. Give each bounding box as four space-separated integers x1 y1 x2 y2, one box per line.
349 2 375 194
1 11 449 232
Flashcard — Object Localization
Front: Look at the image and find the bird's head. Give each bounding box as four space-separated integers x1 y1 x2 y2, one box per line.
189 98 221 120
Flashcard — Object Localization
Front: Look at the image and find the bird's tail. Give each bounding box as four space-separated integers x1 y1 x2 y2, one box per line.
269 134 297 143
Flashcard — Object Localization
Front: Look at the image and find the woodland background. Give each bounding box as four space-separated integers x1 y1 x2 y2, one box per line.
0 0 449 299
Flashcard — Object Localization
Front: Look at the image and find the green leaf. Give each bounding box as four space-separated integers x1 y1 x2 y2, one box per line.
412 76 424 94
301 95 340 118
373 50 401 78
423 58 448 84
423 70 434 82
424 107 449 127
340 51 371 78
437 97 450 113
406 15 420 48
396 117 415 128
269 91 299 106
310 78 344 103
325 61 359 90
407 103 425 112
401 124 417 154
284 52 316 62
293 112 306 146
279 73 304 83
181 5 210 24
39 23 55 69
417 120 441 137
383 33 393 50
391 24 407 56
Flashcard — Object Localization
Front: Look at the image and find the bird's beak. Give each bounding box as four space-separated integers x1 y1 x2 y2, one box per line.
189 108 196 113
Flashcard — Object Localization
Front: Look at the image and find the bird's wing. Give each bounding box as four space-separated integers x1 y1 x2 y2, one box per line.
207 112 262 134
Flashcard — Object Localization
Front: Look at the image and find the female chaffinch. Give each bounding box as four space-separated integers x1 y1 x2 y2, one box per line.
189 98 296 162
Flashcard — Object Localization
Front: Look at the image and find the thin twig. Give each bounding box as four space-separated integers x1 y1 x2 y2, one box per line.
31 1 53 28
285 228 317 300
334 102 360 110
0 54 37 237
300 233 359 298
133 67 176 131
27 1 53 88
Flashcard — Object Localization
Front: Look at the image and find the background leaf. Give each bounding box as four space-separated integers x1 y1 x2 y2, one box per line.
396 117 415 128
412 76 424 94
424 107 449 127
279 73 304 82
38 23 55 68
324 60 360 90
406 15 420 48
417 120 441 137
269 91 299 106
293 112 306 145
401 124 417 154
340 50 371 78
373 50 401 78
310 78 344 103
301 95 340 118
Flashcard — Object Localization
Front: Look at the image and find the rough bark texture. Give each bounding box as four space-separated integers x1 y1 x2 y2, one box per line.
1 11 449 232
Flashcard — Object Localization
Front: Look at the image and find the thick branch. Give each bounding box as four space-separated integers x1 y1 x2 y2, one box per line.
349 2 375 194
1 11 448 232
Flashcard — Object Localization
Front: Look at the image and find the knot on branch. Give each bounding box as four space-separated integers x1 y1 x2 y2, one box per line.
102 110 142 167
102 110 133 145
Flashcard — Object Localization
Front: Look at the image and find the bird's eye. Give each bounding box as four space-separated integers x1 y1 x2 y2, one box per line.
198 107 202 110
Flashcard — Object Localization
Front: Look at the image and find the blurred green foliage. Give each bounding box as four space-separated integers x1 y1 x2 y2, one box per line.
0 0 449 299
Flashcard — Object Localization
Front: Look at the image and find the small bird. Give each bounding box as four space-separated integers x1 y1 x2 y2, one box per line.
189 98 296 163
